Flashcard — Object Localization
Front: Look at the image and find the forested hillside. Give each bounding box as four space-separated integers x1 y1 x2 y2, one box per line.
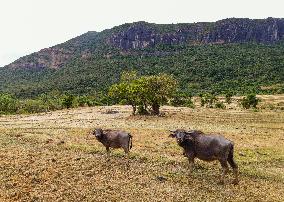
1 18 284 97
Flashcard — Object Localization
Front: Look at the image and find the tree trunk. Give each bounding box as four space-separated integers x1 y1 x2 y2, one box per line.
131 104 136 115
151 102 160 115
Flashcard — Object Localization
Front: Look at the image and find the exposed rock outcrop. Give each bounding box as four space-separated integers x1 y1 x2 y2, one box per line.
5 18 284 69
108 18 284 50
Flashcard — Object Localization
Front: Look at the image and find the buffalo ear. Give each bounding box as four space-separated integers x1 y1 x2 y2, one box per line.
169 130 176 138
168 133 176 138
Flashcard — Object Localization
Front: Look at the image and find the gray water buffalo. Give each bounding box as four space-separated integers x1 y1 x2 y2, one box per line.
169 129 239 184
91 128 132 159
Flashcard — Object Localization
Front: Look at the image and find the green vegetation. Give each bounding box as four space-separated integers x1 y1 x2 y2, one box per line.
241 94 260 109
109 72 177 115
215 101 226 109
199 93 218 108
62 94 75 109
1 43 283 99
0 92 106 115
170 91 194 108
225 91 233 104
0 93 18 114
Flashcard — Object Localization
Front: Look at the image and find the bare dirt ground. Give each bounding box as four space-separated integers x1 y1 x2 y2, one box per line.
0 98 283 201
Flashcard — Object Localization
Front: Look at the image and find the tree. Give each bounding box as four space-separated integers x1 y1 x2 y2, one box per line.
199 93 218 108
225 91 233 104
109 72 178 115
109 71 142 114
0 93 18 114
241 94 260 109
109 82 141 114
62 94 75 109
138 74 177 115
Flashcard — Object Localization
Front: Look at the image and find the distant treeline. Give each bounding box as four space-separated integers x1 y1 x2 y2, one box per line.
0 72 263 115
0 91 110 115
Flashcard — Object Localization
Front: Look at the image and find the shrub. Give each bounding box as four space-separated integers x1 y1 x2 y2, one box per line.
171 92 195 108
21 99 48 113
171 92 191 106
215 101 226 109
241 94 260 109
199 94 206 107
76 95 95 107
199 93 218 108
38 93 62 111
62 94 75 109
225 92 233 104
184 99 195 108
0 94 19 114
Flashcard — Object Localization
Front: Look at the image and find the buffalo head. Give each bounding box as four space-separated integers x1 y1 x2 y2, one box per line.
169 129 194 144
90 128 104 138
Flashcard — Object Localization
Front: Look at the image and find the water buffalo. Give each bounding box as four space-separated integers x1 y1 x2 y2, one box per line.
169 129 239 184
91 128 132 159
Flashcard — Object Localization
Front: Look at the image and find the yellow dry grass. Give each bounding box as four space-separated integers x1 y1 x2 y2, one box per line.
0 99 283 201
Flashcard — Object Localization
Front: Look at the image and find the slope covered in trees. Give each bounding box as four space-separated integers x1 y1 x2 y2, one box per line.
0 42 283 97
1 18 284 97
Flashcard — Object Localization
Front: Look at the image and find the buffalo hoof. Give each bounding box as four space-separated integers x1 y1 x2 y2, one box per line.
156 176 167 182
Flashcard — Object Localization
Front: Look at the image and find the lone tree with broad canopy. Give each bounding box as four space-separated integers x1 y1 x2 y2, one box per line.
109 71 177 115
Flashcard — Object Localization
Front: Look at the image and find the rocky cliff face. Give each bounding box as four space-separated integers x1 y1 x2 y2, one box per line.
7 47 76 69
5 18 284 69
108 18 284 50
206 18 284 43
107 21 209 49
6 31 98 69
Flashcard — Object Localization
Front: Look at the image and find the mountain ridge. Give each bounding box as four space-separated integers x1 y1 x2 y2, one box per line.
1 17 284 97
5 17 284 70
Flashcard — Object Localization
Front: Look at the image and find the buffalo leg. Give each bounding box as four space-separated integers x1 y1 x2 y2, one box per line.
219 160 229 184
228 151 239 184
123 147 130 161
106 147 110 160
123 147 130 169
188 158 194 172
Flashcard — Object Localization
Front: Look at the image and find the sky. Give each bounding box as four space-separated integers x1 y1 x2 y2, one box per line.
0 0 283 67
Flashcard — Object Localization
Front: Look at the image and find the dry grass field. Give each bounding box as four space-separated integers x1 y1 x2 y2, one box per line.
0 96 283 201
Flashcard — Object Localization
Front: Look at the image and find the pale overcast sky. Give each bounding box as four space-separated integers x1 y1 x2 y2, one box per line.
0 0 283 67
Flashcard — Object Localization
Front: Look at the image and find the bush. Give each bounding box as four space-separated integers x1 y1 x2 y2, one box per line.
76 95 95 107
199 94 206 107
241 94 260 109
170 92 193 107
184 99 195 108
38 93 63 111
199 93 218 108
0 94 18 114
215 101 226 109
62 94 75 109
21 99 48 113
119 99 128 105
225 92 233 104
